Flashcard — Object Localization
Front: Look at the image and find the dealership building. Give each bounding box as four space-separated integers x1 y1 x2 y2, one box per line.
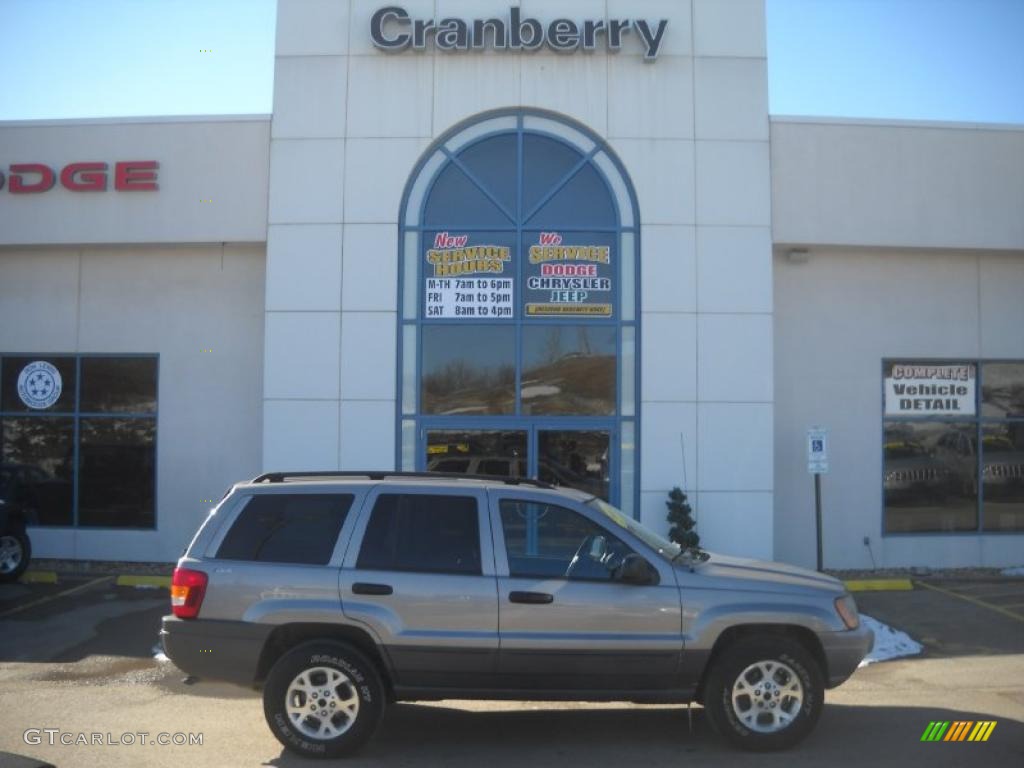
1 0 1022 569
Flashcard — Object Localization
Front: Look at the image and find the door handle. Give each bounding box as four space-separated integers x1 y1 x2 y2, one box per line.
352 582 393 596
509 591 554 604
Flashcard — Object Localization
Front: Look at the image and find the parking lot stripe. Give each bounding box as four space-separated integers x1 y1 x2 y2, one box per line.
917 580 1024 622
843 579 913 592
0 575 112 619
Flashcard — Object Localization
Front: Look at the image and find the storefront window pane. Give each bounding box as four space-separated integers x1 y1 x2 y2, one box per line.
457 133 518 216
421 326 515 415
522 133 583 216
401 324 416 415
526 163 617 228
401 419 416 471
78 418 155 528
1 356 76 413
883 422 978 533
621 326 635 417
80 358 157 413
620 421 635 519
981 423 1024 532
522 326 615 415
0 416 74 526
423 162 511 227
981 363 1024 419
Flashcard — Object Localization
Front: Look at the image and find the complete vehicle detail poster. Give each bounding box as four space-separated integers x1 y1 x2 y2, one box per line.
424 231 515 319
524 231 614 317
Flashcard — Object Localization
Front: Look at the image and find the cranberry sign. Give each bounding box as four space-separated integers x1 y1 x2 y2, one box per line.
0 161 159 194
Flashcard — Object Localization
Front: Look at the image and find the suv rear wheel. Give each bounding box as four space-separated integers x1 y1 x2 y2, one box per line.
263 641 384 759
703 635 824 751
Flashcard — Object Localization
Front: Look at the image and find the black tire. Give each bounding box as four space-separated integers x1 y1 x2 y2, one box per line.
703 635 824 751
263 641 385 759
0 527 31 583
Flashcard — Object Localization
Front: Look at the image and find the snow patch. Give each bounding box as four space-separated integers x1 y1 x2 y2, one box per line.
152 643 170 663
1001 566 1024 576
858 614 923 667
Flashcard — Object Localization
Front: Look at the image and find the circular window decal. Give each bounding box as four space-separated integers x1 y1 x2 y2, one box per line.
17 361 63 410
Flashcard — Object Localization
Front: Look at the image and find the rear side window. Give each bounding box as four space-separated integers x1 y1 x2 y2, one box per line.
357 494 480 575
217 494 354 565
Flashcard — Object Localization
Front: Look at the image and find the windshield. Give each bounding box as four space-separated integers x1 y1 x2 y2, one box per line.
585 498 687 563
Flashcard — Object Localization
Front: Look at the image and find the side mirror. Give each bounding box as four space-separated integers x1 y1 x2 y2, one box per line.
616 554 656 586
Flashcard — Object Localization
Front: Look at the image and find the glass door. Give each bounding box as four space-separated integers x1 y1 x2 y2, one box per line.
424 428 528 479
537 429 610 501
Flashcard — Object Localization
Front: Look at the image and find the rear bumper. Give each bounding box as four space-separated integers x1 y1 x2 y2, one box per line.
821 623 874 688
160 615 273 687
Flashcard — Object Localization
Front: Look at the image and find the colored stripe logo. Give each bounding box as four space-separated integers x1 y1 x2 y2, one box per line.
921 721 997 742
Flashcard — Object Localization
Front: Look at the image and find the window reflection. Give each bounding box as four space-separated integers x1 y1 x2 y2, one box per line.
522 326 615 415
421 326 515 415
78 418 156 528
80 358 157 413
426 430 527 478
0 417 74 525
982 363 1024 419
982 424 1024 531
883 422 977 532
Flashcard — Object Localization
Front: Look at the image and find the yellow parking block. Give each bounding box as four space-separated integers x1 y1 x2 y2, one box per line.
20 570 58 584
115 574 171 589
844 578 914 592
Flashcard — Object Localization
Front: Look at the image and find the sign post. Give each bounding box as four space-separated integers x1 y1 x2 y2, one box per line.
806 427 829 571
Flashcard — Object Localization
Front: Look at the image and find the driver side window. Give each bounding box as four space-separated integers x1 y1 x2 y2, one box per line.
499 500 632 581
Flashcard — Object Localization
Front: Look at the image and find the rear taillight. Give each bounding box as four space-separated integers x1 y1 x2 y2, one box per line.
170 567 208 619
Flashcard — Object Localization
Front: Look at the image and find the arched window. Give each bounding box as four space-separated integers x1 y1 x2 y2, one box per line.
397 110 640 516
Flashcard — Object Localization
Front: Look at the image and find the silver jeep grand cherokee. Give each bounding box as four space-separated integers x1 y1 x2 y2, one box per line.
161 472 872 758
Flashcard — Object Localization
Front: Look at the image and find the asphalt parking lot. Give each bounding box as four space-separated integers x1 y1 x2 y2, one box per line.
0 574 1022 768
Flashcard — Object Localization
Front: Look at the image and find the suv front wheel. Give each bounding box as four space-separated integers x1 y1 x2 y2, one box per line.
703 635 824 751
263 641 385 759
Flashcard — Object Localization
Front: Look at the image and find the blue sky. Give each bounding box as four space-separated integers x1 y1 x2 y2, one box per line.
0 0 1021 123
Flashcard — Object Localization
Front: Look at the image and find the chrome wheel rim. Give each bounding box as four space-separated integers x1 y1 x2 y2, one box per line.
0 535 23 574
730 659 804 733
285 666 360 740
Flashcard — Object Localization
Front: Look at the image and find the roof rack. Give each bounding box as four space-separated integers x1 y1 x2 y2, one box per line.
250 470 555 490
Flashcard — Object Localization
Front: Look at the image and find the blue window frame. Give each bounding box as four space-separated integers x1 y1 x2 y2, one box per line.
397 110 640 518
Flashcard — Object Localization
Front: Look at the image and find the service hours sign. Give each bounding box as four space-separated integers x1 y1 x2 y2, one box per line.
424 232 514 319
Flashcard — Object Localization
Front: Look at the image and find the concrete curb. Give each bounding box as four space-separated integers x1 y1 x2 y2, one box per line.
115 575 171 589
20 570 58 584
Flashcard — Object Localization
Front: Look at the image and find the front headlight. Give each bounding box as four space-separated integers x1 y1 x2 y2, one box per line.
835 593 860 629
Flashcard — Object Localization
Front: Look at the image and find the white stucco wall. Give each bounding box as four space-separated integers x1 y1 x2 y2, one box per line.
771 117 1024 251
0 244 266 562
773 247 1024 569
263 0 776 560
0 116 271 246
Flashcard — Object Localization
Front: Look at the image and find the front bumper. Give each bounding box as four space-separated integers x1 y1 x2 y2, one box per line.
160 615 273 687
820 623 874 688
